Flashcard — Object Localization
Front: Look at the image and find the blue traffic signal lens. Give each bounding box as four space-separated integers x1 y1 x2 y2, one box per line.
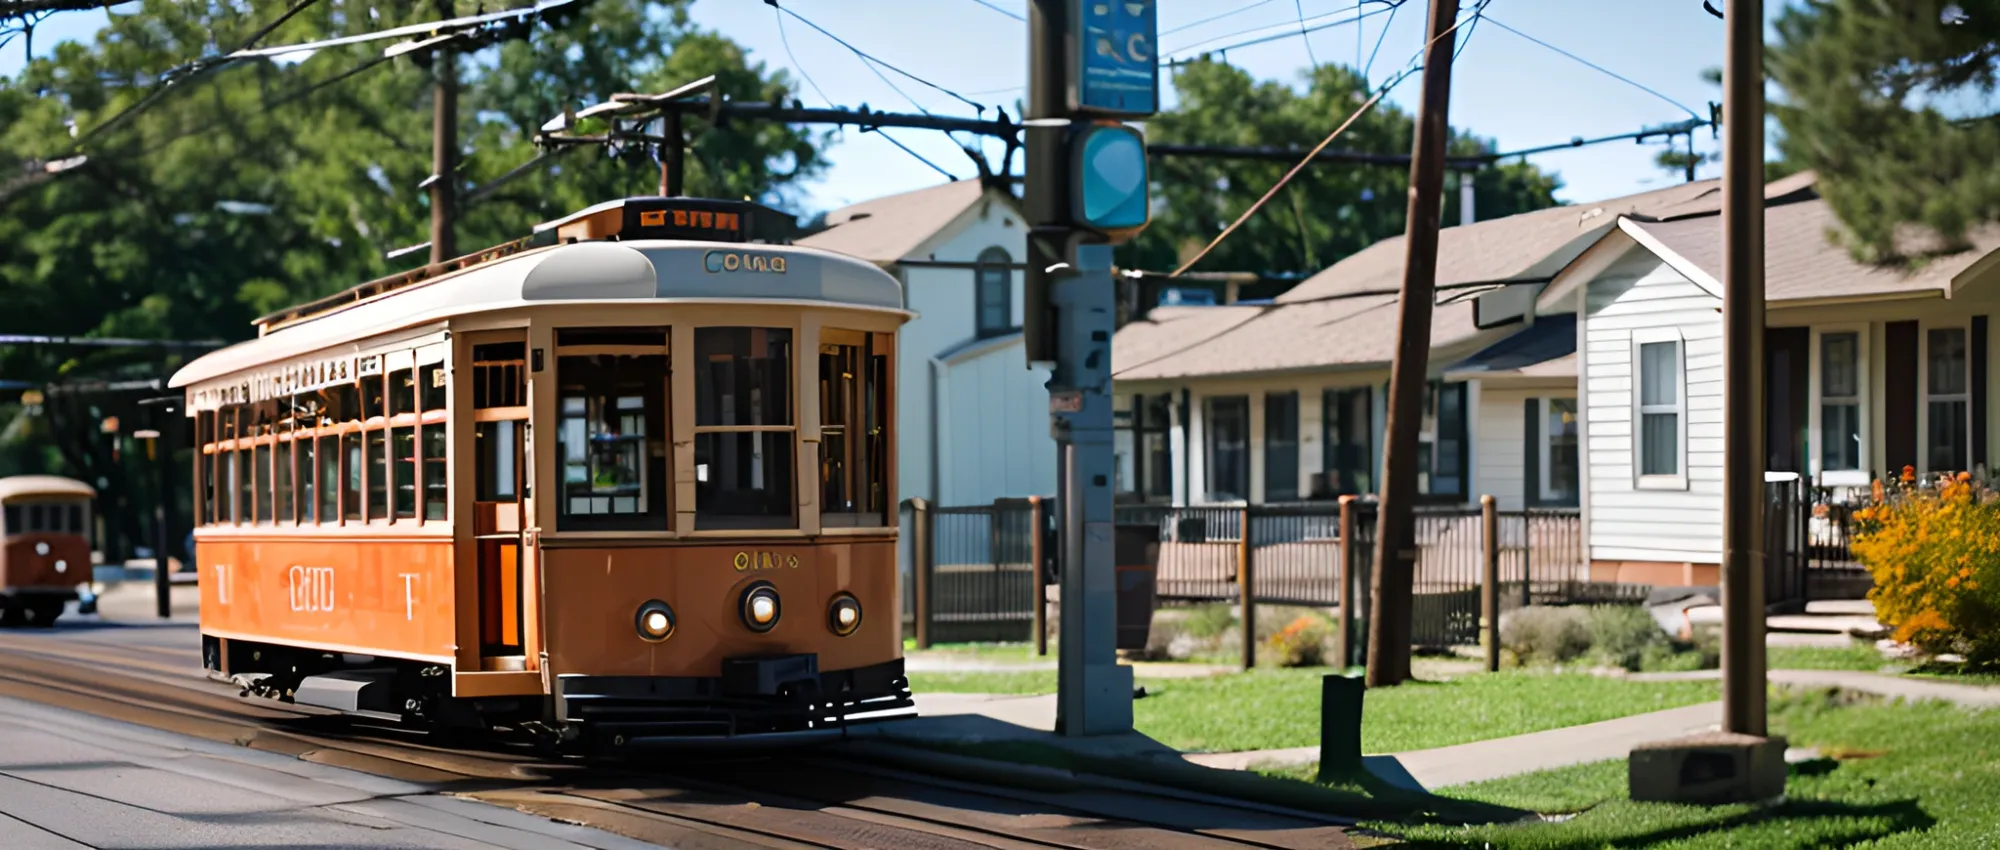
1074 125 1150 232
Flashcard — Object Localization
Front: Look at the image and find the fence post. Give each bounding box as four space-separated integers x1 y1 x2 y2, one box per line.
1337 495 1356 670
1520 513 1533 609
1481 495 1500 673
1239 506 1255 671
1030 495 1048 657
913 497 934 650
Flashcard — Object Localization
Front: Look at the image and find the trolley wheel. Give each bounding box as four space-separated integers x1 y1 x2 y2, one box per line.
24 601 61 628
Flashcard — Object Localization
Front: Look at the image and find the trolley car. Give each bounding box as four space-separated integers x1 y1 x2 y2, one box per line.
168 197 912 748
0 475 94 628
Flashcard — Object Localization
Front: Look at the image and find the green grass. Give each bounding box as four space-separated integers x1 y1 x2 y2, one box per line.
1138 670 1719 755
912 666 1721 755
1378 688 2000 848
1766 642 1911 672
903 640 1055 663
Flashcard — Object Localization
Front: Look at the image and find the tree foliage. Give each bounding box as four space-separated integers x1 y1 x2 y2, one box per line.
1117 58 1563 276
0 0 828 557
1769 0 2000 262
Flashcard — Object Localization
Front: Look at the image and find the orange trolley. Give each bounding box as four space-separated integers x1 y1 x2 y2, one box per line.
0 475 94 627
169 197 912 748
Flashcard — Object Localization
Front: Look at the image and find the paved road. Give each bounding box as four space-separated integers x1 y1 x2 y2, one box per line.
0 693 665 850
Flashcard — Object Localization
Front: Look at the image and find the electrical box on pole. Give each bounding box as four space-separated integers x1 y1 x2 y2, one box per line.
1025 0 1157 738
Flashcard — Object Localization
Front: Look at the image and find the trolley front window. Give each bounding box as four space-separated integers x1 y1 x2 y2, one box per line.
555 328 669 531
694 327 796 530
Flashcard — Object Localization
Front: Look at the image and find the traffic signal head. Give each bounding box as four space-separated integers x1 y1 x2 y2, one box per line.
1069 122 1150 243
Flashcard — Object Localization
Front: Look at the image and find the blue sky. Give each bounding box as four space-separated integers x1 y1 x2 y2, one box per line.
1 1 1786 216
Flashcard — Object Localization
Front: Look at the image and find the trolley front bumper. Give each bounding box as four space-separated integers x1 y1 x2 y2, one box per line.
554 656 914 743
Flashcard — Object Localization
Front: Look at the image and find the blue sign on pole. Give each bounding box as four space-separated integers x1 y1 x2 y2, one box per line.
1072 0 1159 117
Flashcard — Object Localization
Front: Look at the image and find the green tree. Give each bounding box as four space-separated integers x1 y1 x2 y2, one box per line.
1769 0 2000 262
0 0 829 558
1118 58 1563 278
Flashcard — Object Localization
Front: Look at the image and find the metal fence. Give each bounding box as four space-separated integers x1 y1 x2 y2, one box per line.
903 496 1625 651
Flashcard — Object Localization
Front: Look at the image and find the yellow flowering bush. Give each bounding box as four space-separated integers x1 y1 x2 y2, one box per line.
1849 468 2000 666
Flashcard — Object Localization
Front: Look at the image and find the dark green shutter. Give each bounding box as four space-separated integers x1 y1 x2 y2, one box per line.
1523 398 1541 506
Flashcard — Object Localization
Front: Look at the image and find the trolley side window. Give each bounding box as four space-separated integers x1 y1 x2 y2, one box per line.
819 330 892 527
555 328 669 531
694 327 796 530
2 499 85 535
197 410 218 526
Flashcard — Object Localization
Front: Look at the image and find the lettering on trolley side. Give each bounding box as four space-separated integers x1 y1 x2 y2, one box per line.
703 251 787 275
400 573 420 622
733 551 799 572
211 563 230 605
287 565 337 613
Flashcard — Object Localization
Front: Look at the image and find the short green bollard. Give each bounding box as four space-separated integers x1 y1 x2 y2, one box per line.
1317 673 1365 782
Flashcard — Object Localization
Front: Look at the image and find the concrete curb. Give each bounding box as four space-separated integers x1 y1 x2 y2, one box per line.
827 737 1534 827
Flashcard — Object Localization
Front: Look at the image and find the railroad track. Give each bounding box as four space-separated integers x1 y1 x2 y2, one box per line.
0 623 1371 849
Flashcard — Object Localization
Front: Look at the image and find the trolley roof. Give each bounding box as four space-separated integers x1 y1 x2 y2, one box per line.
168 198 908 393
0 475 96 502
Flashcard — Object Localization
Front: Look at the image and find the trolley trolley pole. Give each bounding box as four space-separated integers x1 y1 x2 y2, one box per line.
1023 0 1155 737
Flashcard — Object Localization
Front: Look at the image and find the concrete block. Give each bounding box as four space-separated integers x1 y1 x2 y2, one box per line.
1629 731 1788 805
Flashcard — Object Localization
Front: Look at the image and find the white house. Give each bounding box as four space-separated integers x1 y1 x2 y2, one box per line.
1522 173 2000 587
1108 177 1733 512
797 180 1058 508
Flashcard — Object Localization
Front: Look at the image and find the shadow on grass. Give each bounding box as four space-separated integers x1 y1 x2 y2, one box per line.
1393 796 1934 849
883 738 1534 827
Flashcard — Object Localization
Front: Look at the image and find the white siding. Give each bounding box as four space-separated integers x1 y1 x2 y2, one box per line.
1477 385 1531 510
937 340 1059 504
1582 247 1725 564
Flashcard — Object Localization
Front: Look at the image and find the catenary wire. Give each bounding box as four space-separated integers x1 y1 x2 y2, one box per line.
1481 15 1703 119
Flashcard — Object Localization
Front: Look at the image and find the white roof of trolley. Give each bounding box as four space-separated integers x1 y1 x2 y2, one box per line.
169 239 906 391
0 475 95 501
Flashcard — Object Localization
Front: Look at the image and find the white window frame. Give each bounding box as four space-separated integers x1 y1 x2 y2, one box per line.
1809 325 1871 486
1538 396 1581 503
1631 327 1688 491
1919 322 1973 476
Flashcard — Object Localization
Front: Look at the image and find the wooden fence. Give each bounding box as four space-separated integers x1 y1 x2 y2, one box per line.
901 496 1646 662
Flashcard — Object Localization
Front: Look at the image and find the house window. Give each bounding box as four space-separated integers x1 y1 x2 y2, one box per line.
1635 332 1687 487
1322 387 1372 496
1115 394 1175 502
1818 330 1863 473
1204 396 1249 502
975 247 1013 338
1263 392 1299 501
1539 398 1580 504
1419 381 1467 500
1927 326 1970 473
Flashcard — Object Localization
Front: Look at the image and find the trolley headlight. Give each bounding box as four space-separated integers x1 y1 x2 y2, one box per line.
828 594 862 637
740 583 781 633
634 599 676 643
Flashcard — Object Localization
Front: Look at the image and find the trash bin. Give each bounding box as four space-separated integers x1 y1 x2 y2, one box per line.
1114 523 1161 651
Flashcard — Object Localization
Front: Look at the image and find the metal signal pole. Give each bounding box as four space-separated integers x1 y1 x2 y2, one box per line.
1367 0 1459 688
429 0 459 264
1720 0 1768 738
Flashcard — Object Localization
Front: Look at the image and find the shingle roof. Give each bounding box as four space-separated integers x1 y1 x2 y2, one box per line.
795 180 990 263
1444 313 1576 379
1629 193 2000 303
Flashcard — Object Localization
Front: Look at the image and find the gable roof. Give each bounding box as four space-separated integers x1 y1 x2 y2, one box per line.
1111 178 1774 382
1444 312 1577 380
1625 193 2000 304
795 180 993 263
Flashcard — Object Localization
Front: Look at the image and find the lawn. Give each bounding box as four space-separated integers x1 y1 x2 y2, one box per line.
910 666 1721 755
1380 688 2000 848
903 639 1055 663
1766 642 1912 673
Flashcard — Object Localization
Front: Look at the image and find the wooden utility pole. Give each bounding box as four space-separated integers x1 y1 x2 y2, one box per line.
1720 0 1768 738
1366 0 1458 688
428 0 459 265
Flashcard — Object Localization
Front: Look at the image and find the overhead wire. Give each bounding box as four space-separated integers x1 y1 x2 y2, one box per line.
1293 0 1321 68
1480 15 1702 119
1362 0 1400 80
1166 1 1403 64
1169 0 1487 278
1162 0 1280 38
961 0 1024 23
765 0 988 115
765 0 960 181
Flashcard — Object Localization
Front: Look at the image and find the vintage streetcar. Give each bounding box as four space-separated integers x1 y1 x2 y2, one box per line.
0 475 95 628
169 196 912 750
